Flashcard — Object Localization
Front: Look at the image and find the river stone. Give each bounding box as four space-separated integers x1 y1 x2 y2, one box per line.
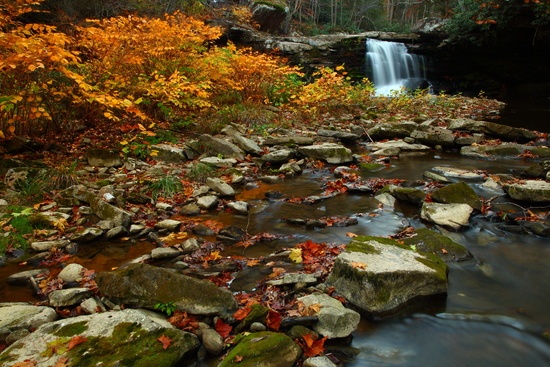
58 263 86 283
430 181 482 210
326 236 448 316
521 160 550 178
503 179 550 203
6 269 50 285
297 293 360 339
199 326 225 356
0 304 58 330
387 186 426 206
151 143 188 162
232 133 263 154
366 122 418 140
198 134 245 160
227 200 249 214
448 118 537 142
196 195 219 210
200 156 238 168
0 309 199 367
297 143 353 164
303 356 338 367
317 128 360 141
151 247 182 259
431 166 486 180
49 288 92 307
96 263 238 317
71 227 104 243
80 297 107 314
421 202 474 230
366 139 431 152
217 331 302 367
207 177 235 196
410 125 455 146
154 219 182 232
401 228 473 262
30 239 72 252
262 135 314 146
86 149 123 167
262 148 295 163
460 143 526 158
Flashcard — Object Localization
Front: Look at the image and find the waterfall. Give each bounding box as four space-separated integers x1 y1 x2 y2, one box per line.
365 38 427 96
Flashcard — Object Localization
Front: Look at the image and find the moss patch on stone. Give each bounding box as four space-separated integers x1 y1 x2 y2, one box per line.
218 331 301 367
430 181 482 210
53 320 89 337
402 228 472 262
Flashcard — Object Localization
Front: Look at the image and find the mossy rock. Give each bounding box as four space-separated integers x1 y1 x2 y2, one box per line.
218 331 302 367
234 304 270 334
401 228 473 262
390 187 426 206
359 162 386 172
430 181 482 211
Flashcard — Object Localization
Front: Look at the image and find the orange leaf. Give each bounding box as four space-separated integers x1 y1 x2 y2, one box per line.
158 334 172 350
350 261 367 269
302 334 327 357
215 318 232 338
233 306 252 321
54 357 69 367
266 309 282 331
67 335 87 350
346 232 358 238
268 267 286 279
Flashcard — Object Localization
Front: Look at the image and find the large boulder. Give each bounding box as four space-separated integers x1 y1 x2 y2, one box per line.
430 181 482 211
503 179 550 203
251 0 288 34
197 134 245 160
448 118 537 142
401 228 473 262
217 331 302 367
326 236 448 317
0 304 57 331
0 309 199 367
421 202 474 230
410 125 455 146
96 263 238 317
297 143 353 164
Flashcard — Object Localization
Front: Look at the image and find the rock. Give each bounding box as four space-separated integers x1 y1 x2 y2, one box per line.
6 269 49 285
200 326 225 356
232 134 263 155
227 201 249 214
207 177 235 196
217 226 247 242
0 309 199 367
374 192 396 208
279 161 302 176
431 166 486 180
262 135 314 146
297 293 360 339
96 263 238 317
80 297 107 314
430 181 482 211
262 148 295 163
151 247 182 260
48 288 92 307
367 122 418 140
448 118 537 142
151 143 188 162
402 228 473 262
86 149 123 167
198 134 245 160
0 304 58 330
326 236 448 316
518 220 550 237
297 143 353 164
252 2 287 34
217 331 302 367
479 177 506 195
410 125 455 146
303 356 339 367
421 202 474 230
366 139 431 152
460 143 526 158
200 156 238 168
30 239 72 252
71 227 104 243
266 273 318 286
521 160 550 179
105 225 129 239
154 219 182 232
58 263 86 283
317 128 360 141
503 179 550 203
387 186 426 206
197 195 220 210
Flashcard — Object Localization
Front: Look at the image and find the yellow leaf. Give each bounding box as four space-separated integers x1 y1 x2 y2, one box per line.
150 150 158 157
137 123 146 131
289 248 302 263
8 125 15 133
0 130 4 139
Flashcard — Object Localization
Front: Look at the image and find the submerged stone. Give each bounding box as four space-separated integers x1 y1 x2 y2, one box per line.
326 236 448 317
430 181 482 211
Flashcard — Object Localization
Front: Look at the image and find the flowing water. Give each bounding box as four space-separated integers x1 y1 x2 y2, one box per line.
365 38 428 96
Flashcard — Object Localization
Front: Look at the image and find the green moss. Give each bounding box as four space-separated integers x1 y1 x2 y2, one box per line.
430 181 481 210
359 162 385 172
235 304 269 333
65 322 195 367
54 321 89 337
402 228 472 262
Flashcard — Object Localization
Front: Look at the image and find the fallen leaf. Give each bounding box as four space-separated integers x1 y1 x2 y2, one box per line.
441 248 448 254
350 261 367 269
233 306 252 321
234 355 244 363
301 334 327 357
53 357 69 367
67 335 87 350
215 318 232 338
268 267 286 279
346 232 358 238
158 334 171 350
288 248 302 263
266 309 282 331
12 360 37 367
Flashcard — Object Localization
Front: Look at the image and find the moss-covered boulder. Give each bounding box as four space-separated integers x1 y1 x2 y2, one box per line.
401 228 472 262
96 263 238 317
430 181 482 211
448 118 537 142
234 303 270 334
0 309 199 367
388 186 426 206
217 331 302 367
503 179 550 203
297 143 353 164
326 236 448 317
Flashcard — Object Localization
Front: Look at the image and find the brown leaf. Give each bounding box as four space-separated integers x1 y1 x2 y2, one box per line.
233 355 244 363
215 318 232 338
158 334 171 350
350 261 367 269
301 334 327 357
67 335 87 350
266 309 282 331
233 306 252 321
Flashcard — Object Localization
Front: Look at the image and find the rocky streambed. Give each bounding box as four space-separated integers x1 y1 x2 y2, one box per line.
1 116 550 367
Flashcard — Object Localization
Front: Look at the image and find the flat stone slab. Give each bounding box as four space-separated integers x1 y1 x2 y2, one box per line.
431 166 486 180
366 140 431 151
421 202 474 230
503 179 550 203
327 236 448 316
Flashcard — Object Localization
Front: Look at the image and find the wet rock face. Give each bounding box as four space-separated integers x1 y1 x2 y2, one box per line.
96 263 238 318
326 236 448 317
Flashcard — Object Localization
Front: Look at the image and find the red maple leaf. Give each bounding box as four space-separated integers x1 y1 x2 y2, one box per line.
158 334 171 350
300 334 327 357
215 318 232 338
233 306 252 321
266 309 282 331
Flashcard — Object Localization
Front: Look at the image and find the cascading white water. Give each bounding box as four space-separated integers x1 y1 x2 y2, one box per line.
365 38 427 96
